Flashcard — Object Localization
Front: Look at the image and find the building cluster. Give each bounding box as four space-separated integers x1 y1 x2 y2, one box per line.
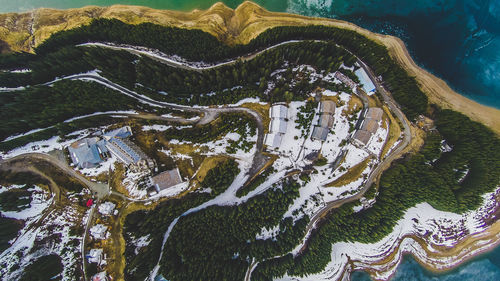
312 101 336 141
353 107 384 146
264 104 288 149
68 126 154 172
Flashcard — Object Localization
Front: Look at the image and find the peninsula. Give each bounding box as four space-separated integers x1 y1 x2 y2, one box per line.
0 2 499 281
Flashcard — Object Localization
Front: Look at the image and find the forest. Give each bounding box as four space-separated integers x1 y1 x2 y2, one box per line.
123 158 239 281
159 179 307 281
252 109 500 280
0 80 153 142
1 19 426 119
0 171 49 253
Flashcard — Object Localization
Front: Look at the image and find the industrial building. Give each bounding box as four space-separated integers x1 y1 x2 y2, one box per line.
265 104 288 149
311 100 336 141
68 137 109 169
355 68 376 95
353 107 384 146
68 126 153 172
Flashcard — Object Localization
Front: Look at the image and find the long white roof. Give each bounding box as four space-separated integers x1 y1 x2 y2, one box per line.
270 118 287 134
264 133 282 148
355 68 376 94
270 104 288 119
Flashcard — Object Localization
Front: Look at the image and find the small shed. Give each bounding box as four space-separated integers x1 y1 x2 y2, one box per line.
90 224 108 240
98 202 116 216
87 249 103 264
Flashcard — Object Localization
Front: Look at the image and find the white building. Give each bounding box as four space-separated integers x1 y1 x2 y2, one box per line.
265 105 289 149
264 133 283 149
90 224 108 240
355 68 376 95
87 248 103 264
98 202 116 216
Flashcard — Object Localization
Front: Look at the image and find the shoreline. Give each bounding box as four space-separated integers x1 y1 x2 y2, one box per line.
0 2 498 135
345 189 500 281
0 2 499 279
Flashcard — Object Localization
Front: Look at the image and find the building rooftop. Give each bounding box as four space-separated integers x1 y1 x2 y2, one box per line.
103 126 132 139
318 114 334 129
88 249 103 264
270 118 287 134
320 101 336 115
361 119 379 134
152 168 183 191
106 138 148 165
98 202 116 216
68 137 108 169
270 104 288 119
90 224 108 240
264 133 282 148
365 107 383 121
311 126 329 141
353 130 372 145
355 68 376 95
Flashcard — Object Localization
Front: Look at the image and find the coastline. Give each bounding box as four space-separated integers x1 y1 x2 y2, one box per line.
0 2 499 279
0 2 498 135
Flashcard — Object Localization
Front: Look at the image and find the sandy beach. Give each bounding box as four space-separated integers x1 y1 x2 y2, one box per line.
0 2 498 135
0 2 500 279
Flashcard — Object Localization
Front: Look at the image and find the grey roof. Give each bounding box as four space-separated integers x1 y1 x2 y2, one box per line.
353 130 372 145
320 101 336 115
270 118 287 134
311 126 329 141
68 137 107 168
318 114 334 129
104 126 132 139
270 105 287 119
264 133 282 148
360 119 379 134
365 108 383 121
106 138 147 165
152 168 183 191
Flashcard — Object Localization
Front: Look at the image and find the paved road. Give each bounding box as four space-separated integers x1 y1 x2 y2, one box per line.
64 73 268 177
244 43 413 281
3 39 414 281
0 153 110 198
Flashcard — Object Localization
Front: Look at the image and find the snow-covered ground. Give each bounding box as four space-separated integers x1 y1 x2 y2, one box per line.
1 185 53 220
275 187 500 281
0 187 83 281
142 125 172 132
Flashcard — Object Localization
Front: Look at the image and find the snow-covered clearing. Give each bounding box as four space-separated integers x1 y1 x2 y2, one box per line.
0 193 84 281
1 185 53 220
275 187 500 281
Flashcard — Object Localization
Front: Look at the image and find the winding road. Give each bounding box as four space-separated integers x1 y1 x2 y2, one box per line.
0 39 416 281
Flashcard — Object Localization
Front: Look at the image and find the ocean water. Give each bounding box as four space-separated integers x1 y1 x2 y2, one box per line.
0 0 499 108
1 0 499 280
352 245 500 281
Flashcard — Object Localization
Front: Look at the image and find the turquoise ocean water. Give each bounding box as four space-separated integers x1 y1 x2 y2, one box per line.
1 0 500 280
